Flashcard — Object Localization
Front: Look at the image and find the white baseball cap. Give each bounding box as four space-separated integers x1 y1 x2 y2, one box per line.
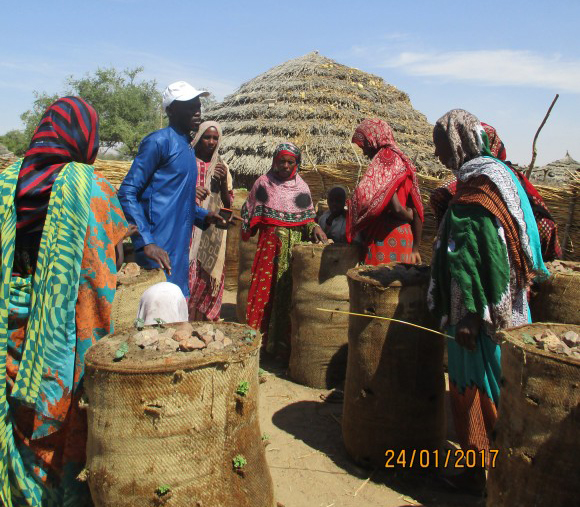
162 81 210 110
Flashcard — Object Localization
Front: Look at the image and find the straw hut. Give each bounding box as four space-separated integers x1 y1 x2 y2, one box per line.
531 152 580 186
206 51 445 195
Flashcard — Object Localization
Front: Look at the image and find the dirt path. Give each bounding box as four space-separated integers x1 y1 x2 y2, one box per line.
222 290 483 507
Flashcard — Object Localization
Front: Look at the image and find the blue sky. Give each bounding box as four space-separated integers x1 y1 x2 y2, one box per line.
1 0 579 165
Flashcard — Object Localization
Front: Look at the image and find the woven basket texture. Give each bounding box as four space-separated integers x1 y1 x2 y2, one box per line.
342 263 445 468
289 243 360 388
84 322 274 507
487 323 580 507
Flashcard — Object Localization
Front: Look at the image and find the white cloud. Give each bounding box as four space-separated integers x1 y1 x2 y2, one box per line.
355 47 580 93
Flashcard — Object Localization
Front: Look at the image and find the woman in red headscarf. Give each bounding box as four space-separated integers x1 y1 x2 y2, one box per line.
347 119 424 265
0 97 128 506
430 123 562 261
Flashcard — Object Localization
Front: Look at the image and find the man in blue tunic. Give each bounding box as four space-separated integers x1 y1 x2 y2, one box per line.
118 81 226 297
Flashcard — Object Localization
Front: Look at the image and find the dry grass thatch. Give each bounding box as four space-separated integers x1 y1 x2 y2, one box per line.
205 51 446 183
530 152 580 186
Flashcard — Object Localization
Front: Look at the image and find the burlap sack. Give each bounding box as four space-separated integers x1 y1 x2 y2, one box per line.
84 322 274 507
342 263 445 468
487 323 580 507
530 261 580 324
289 243 360 388
236 234 258 324
224 189 249 290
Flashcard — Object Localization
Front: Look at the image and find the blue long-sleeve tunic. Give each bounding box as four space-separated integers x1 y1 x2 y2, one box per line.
117 126 208 297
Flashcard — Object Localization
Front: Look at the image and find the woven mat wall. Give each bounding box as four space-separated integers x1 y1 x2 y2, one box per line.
1 156 577 261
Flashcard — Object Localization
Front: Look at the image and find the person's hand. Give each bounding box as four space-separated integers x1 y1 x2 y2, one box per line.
409 249 422 265
213 162 228 181
196 186 210 202
124 224 139 239
456 313 481 351
312 225 328 244
143 244 171 275
205 211 228 228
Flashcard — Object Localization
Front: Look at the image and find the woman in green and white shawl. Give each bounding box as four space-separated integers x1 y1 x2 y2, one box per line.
428 109 547 493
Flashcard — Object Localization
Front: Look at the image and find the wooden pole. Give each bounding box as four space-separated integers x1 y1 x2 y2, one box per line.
526 94 559 179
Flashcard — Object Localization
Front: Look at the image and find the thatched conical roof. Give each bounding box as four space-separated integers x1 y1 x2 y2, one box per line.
207 52 444 181
531 151 580 185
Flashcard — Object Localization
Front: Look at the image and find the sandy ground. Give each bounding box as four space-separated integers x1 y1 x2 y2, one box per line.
221 290 484 507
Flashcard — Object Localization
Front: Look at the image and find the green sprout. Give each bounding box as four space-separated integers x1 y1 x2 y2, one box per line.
134 318 145 330
261 433 270 441
243 329 257 343
236 381 250 397
114 342 129 361
154 318 166 329
232 455 247 470
155 485 171 496
258 368 266 376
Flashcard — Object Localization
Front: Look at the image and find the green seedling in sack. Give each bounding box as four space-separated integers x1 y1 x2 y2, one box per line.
236 381 250 397
154 318 166 329
114 342 129 362
155 485 171 496
134 318 145 330
243 329 257 343
232 455 247 470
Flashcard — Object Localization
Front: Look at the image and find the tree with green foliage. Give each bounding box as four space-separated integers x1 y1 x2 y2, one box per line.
13 67 162 159
67 67 162 157
0 129 30 156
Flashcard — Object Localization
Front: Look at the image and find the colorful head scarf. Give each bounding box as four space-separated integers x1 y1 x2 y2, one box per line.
430 120 562 261
241 143 315 238
434 110 547 285
434 109 485 172
16 96 99 233
271 142 301 180
481 122 507 161
347 118 424 242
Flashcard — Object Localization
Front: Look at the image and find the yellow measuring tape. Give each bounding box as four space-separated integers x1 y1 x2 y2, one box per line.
315 308 454 339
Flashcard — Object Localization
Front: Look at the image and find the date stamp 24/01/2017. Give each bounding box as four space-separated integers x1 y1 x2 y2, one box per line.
385 449 498 469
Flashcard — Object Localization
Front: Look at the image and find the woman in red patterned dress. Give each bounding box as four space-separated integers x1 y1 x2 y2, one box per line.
347 119 424 265
188 121 233 321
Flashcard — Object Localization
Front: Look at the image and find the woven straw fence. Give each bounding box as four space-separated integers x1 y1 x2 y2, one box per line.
2 156 577 261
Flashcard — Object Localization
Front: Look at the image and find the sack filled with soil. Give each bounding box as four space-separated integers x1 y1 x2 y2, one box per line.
342 263 445 468
487 323 580 507
289 243 360 388
84 322 274 507
529 260 580 324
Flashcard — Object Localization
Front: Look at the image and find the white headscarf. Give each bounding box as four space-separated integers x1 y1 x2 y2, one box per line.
137 282 188 325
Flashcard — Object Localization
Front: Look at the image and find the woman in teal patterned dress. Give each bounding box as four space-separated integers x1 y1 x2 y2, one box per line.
428 109 547 493
0 97 128 506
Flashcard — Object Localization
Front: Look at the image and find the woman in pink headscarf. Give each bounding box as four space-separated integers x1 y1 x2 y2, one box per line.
347 118 424 265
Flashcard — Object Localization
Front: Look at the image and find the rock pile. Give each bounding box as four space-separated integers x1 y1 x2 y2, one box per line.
523 329 580 358
133 323 239 354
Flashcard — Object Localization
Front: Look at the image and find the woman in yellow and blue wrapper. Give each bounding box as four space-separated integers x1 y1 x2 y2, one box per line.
0 97 128 506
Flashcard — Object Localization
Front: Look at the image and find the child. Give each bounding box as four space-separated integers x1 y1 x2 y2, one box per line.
319 186 348 243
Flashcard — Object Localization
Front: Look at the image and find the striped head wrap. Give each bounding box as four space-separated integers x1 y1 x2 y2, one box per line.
272 142 301 180
16 96 99 233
